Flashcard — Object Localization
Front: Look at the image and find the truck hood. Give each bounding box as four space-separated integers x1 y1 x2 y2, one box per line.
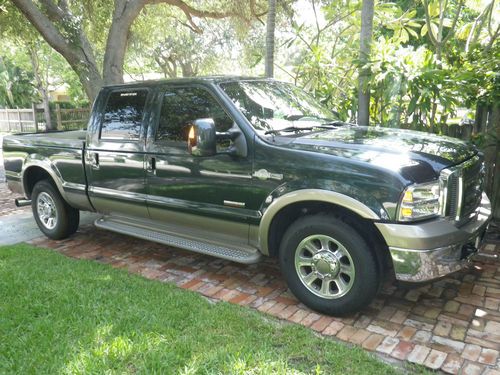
280 126 477 182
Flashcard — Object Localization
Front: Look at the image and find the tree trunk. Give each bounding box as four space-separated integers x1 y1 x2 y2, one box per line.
181 63 195 77
103 0 144 85
29 47 54 131
357 0 375 126
265 0 276 78
491 104 500 221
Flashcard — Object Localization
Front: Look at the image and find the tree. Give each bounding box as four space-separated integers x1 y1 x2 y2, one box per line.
139 17 236 79
28 44 53 130
357 0 375 125
265 0 276 77
10 0 265 101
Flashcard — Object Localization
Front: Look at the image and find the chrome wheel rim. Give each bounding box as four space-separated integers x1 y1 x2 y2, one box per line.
294 234 355 299
36 192 58 230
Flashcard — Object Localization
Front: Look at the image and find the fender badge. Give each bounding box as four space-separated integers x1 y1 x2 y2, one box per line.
253 169 283 181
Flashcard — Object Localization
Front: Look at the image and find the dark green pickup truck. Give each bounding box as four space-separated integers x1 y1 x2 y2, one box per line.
2 77 492 315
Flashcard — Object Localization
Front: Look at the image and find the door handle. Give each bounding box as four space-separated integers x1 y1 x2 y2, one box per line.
147 156 156 173
90 152 99 170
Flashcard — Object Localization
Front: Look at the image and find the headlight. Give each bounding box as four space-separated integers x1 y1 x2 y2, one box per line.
398 181 441 221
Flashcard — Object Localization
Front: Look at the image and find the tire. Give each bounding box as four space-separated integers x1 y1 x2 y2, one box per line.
279 213 380 316
31 180 80 240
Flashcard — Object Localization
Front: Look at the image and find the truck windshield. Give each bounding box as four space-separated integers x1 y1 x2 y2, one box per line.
219 80 336 135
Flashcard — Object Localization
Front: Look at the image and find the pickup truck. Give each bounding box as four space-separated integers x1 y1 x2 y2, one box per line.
2 77 492 315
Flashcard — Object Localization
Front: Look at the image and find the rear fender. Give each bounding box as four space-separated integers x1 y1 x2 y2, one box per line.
22 155 67 199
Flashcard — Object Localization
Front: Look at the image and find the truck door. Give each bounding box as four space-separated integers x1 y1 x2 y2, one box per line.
144 85 260 244
86 87 151 218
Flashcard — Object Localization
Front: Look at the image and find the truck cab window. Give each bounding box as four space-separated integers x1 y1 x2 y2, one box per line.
100 90 148 140
157 87 233 142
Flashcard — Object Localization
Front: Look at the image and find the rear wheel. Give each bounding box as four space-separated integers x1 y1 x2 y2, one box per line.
279 214 380 316
31 180 79 240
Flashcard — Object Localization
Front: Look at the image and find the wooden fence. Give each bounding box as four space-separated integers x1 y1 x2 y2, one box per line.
0 104 90 133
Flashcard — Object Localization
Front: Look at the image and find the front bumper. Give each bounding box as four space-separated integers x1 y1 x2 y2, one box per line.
375 193 492 282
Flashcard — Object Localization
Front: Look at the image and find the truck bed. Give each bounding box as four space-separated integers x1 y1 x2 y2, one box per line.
2 130 91 210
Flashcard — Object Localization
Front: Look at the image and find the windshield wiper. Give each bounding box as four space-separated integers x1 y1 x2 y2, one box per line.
284 114 336 122
321 120 356 126
264 124 347 135
264 126 314 135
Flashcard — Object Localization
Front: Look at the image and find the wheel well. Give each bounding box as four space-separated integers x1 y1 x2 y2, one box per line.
24 167 55 198
267 201 393 276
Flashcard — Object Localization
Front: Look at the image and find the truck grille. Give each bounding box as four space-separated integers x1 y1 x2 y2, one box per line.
440 155 484 223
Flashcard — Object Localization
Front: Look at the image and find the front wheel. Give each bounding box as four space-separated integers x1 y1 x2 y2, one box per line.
279 214 380 316
31 180 80 240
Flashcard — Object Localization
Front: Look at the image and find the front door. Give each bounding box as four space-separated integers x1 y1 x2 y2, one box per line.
145 85 259 244
86 87 150 218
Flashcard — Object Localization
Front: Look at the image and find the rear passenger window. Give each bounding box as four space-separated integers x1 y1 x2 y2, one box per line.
100 90 148 140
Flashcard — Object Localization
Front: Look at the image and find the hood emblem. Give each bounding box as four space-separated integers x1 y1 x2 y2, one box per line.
253 169 283 181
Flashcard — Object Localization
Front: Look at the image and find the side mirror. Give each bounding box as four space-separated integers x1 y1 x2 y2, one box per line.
188 118 217 156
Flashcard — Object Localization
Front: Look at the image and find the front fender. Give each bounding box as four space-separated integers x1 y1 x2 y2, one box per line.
257 186 384 255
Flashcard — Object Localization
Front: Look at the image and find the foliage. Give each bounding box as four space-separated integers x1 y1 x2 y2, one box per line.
272 0 499 135
0 57 36 108
0 243 408 374
128 8 242 79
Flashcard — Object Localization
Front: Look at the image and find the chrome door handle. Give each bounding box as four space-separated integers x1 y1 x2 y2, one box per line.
90 152 99 170
147 157 156 173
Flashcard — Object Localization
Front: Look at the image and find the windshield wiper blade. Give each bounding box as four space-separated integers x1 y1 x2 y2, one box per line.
265 124 347 135
264 126 314 135
321 120 356 126
284 114 337 122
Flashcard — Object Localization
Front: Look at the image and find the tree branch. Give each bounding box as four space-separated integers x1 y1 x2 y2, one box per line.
422 0 439 46
146 0 238 20
442 0 464 44
11 0 78 62
250 0 266 24
39 0 68 23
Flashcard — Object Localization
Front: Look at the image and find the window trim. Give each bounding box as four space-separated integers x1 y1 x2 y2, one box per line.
99 87 150 142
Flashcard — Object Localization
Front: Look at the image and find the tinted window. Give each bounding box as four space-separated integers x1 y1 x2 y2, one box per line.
100 90 148 140
157 87 233 142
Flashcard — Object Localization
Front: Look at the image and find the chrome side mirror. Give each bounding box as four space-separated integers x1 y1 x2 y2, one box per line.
188 118 217 157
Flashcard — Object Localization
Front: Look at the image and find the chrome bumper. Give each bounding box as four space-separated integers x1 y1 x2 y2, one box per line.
375 193 492 282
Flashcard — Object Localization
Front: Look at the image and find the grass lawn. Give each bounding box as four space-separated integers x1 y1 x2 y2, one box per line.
0 244 421 374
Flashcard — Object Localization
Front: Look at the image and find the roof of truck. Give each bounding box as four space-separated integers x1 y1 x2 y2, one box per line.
103 76 271 89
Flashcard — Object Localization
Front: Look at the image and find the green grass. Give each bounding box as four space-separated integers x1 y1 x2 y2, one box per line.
0 244 410 374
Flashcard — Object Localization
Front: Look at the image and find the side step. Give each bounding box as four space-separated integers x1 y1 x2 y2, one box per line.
94 216 262 264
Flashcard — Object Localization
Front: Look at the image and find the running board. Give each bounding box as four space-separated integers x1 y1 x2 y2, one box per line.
94 216 262 264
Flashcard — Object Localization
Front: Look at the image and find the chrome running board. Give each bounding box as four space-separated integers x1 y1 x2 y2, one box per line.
94 215 262 264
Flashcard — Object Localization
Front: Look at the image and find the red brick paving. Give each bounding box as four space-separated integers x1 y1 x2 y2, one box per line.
20 224 500 373
0 182 29 217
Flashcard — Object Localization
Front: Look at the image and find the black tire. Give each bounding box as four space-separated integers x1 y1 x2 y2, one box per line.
279 213 380 316
31 180 80 240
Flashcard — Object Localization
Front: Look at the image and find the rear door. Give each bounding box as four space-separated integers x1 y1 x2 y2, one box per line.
86 87 151 218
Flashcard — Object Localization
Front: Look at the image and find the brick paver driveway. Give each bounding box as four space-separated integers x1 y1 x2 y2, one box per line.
1 153 499 373
26 220 500 374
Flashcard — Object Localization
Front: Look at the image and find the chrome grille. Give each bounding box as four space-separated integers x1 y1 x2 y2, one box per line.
439 155 483 222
